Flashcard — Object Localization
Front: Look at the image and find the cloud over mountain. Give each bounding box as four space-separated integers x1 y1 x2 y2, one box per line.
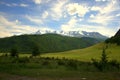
0 0 120 37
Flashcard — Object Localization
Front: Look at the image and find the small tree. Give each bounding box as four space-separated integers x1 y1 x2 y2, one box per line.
32 45 40 57
92 47 120 71
92 48 108 71
10 48 18 57
100 48 108 64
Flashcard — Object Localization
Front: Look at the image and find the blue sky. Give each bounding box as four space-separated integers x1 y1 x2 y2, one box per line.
0 0 120 37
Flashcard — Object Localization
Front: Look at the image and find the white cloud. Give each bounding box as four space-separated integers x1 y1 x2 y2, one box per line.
42 11 49 19
0 26 13 37
0 15 41 38
0 15 14 26
91 6 101 11
89 14 114 25
26 15 43 24
33 0 41 4
20 4 29 7
15 20 19 23
60 15 117 37
116 14 120 17
66 3 89 17
39 27 54 31
62 20 116 37
90 14 95 18
50 0 68 20
92 0 119 14
78 25 116 37
0 2 29 7
61 17 78 31
90 0 119 25
95 0 107 2
32 0 51 4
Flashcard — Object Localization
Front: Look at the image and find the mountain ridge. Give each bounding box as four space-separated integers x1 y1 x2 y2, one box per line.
34 30 108 40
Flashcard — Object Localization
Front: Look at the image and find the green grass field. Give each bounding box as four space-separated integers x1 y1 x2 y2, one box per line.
0 43 120 80
41 43 120 62
1 42 119 62
0 56 120 80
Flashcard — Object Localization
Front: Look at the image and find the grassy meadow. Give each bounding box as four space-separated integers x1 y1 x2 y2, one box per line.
42 43 120 62
0 43 120 80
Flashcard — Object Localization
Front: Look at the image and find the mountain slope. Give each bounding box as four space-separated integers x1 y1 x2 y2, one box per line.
0 34 100 53
42 43 120 62
105 29 120 45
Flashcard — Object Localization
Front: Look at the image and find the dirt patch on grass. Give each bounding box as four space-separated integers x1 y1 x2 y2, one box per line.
0 72 120 80
0 73 84 80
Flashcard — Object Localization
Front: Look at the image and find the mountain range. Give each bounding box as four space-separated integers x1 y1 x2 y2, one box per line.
34 30 108 40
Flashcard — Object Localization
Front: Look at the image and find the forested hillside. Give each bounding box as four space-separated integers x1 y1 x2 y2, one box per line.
0 34 101 53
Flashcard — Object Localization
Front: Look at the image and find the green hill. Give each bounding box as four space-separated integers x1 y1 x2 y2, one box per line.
42 43 120 62
0 34 100 53
105 29 120 45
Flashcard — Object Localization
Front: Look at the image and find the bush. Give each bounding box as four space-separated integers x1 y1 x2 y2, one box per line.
10 48 19 57
32 45 40 57
66 60 78 69
12 57 30 63
42 60 50 65
109 60 120 69
18 57 30 63
57 60 66 65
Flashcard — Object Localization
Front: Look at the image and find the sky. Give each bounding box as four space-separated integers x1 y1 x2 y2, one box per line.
0 0 120 38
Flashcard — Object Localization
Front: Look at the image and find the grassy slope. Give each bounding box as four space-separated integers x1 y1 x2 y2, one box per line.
42 43 120 62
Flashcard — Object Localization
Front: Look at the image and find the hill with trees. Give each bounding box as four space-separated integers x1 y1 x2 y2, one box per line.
0 34 101 53
105 29 120 45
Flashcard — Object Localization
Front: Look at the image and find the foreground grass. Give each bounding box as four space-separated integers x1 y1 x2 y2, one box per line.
0 72 120 80
42 43 120 62
0 56 120 80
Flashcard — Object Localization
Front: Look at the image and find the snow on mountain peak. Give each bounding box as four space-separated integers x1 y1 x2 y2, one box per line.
34 30 108 39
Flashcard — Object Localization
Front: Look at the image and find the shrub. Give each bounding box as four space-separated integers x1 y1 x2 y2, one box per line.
66 60 78 69
17 57 30 63
57 59 66 65
109 60 120 69
12 57 30 63
42 60 50 65
10 48 19 57
32 45 40 57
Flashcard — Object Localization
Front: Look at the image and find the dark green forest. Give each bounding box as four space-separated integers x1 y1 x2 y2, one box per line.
105 36 120 45
0 34 101 53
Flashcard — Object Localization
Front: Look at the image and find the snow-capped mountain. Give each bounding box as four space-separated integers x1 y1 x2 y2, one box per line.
34 30 108 40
